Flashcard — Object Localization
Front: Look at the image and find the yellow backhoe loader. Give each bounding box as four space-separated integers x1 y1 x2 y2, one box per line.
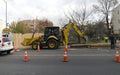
21 21 86 50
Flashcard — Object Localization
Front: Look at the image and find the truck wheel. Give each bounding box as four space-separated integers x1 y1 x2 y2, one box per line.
47 39 59 49
32 41 38 50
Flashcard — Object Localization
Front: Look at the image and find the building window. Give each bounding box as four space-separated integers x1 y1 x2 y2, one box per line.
118 10 119 15
30 25 34 28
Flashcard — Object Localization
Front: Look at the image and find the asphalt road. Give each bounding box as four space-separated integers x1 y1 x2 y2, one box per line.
0 48 120 75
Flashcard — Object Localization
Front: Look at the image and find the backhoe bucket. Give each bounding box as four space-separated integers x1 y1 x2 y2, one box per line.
21 37 39 46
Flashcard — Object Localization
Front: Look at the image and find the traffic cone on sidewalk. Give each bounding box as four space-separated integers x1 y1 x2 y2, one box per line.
24 50 29 62
37 44 40 53
63 51 68 62
14 47 18 52
115 48 119 63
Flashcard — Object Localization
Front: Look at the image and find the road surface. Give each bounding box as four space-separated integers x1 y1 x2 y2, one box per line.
0 48 119 75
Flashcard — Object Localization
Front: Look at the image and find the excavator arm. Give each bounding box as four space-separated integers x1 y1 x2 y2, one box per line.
62 22 71 46
62 21 85 46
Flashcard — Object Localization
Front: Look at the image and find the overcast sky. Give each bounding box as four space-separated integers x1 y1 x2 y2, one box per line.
0 0 118 28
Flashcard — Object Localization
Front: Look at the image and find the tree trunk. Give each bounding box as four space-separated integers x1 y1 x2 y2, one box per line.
77 35 81 43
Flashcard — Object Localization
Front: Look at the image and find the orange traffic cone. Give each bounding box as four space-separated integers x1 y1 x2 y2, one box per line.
14 47 18 52
24 50 29 62
64 45 68 52
115 48 119 63
37 44 40 53
63 51 68 62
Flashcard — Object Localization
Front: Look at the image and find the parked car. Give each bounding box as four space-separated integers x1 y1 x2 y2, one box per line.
0 37 14 54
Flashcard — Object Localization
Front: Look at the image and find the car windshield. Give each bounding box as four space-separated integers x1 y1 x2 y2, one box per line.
2 34 9 37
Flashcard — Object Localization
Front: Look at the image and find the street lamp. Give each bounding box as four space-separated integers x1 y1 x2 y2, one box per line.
3 0 7 28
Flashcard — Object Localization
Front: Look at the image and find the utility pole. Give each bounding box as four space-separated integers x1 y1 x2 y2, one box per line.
3 0 7 28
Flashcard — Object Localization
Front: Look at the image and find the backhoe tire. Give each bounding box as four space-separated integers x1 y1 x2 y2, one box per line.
32 41 38 50
47 39 59 49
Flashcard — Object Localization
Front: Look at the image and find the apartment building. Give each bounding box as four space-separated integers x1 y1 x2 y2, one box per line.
112 4 120 34
22 19 38 30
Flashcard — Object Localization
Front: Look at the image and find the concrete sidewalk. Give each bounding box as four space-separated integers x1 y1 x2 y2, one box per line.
70 43 111 48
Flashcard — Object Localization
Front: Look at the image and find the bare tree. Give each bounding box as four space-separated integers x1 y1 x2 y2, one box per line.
93 0 118 31
58 18 69 28
35 19 53 33
65 1 94 28
63 1 94 43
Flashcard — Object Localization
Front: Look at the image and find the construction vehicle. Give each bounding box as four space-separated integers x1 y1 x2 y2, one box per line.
21 21 86 50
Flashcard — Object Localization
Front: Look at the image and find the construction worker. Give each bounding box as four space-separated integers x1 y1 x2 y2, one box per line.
109 33 116 49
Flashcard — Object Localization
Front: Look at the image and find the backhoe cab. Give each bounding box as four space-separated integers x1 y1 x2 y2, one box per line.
32 27 61 49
